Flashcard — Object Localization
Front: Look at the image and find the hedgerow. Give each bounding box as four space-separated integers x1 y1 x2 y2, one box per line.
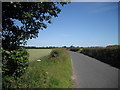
81 47 119 69
2 47 29 77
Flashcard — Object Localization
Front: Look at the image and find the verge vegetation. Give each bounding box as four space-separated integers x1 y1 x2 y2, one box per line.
3 49 72 88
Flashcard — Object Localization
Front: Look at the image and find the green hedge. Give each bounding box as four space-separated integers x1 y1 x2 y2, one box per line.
2 47 29 77
81 47 119 69
69 48 80 52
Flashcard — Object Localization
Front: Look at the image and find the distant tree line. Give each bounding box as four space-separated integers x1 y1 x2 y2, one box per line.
21 46 58 49
22 45 83 49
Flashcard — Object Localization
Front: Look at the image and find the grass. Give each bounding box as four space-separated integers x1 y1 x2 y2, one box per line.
27 49 52 61
9 49 72 88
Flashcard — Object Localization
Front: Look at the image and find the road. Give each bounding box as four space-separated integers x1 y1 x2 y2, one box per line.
68 51 119 88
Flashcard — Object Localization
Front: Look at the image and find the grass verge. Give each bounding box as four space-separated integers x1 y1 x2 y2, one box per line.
9 49 72 88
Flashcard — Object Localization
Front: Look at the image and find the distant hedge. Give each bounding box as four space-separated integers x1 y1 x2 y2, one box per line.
81 47 120 69
21 46 57 49
69 48 80 52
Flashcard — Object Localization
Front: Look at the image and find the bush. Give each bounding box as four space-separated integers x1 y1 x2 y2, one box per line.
69 48 79 52
2 47 29 78
2 75 15 89
49 49 62 58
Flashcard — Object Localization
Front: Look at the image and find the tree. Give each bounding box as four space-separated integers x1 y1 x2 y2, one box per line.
2 2 69 82
2 2 68 50
62 46 67 48
70 45 74 48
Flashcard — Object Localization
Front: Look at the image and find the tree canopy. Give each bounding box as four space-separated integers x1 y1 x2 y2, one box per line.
2 2 68 50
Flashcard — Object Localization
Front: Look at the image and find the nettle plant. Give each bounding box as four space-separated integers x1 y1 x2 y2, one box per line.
2 47 29 78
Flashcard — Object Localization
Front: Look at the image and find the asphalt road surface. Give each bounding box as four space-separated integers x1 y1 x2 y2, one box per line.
68 51 119 88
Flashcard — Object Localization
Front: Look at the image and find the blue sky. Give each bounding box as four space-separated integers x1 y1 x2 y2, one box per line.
26 2 118 47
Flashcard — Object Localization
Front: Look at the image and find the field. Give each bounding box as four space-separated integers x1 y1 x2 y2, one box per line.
7 49 72 88
27 49 52 61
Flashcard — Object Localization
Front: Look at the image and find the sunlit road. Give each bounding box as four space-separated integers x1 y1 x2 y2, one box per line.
68 51 119 88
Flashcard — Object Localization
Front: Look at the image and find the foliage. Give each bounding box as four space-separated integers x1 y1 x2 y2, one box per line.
2 2 68 50
69 48 80 52
106 45 120 48
2 2 70 88
80 46 120 69
2 47 29 77
3 49 72 88
49 49 62 58
2 76 14 89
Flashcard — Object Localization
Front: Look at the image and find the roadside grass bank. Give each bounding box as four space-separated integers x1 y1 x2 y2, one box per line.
27 49 52 62
69 45 120 69
8 49 72 88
